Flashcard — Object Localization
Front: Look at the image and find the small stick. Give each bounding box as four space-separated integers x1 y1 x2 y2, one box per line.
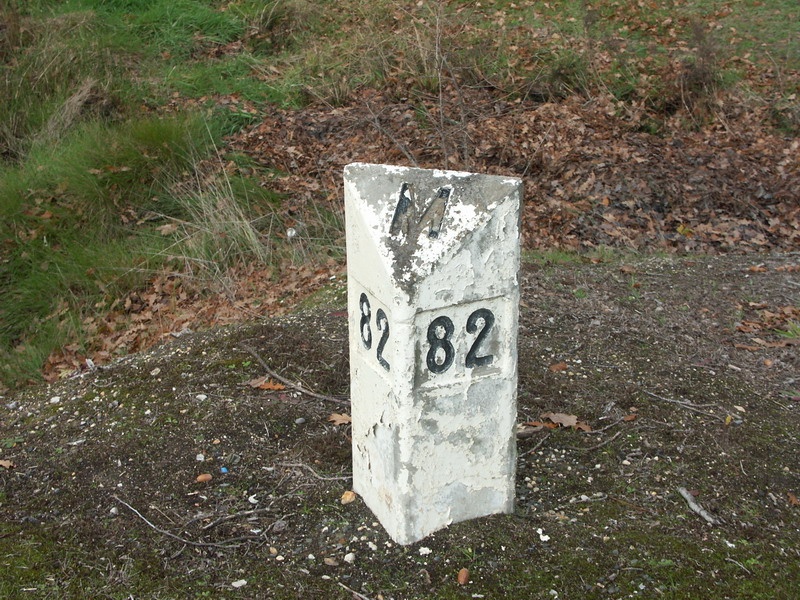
239 343 348 405
677 487 721 525
525 432 552 455
365 103 419 167
726 557 752 575
583 417 626 434
574 430 623 452
113 496 257 548
645 391 726 423
337 581 373 600
201 507 274 531
610 495 656 515
277 462 352 481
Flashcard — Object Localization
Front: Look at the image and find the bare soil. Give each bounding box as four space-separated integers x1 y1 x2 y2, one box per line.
2 251 799 599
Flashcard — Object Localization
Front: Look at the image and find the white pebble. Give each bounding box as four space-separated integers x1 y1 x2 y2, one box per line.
344 552 356 564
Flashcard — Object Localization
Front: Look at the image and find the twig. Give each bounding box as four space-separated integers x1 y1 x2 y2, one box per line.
365 103 419 167
573 430 623 452
516 425 544 439
337 581 373 600
277 462 352 481
610 495 657 515
200 507 275 531
583 417 626 434
677 487 721 526
726 557 752 575
113 496 257 548
239 343 349 405
644 391 726 423
525 432 552 455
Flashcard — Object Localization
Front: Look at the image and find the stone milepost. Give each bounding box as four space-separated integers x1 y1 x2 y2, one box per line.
344 162 522 545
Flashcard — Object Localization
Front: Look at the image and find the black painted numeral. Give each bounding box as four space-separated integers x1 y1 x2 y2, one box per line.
359 293 372 349
375 308 390 371
426 316 456 373
359 292 390 370
465 308 495 368
424 308 497 374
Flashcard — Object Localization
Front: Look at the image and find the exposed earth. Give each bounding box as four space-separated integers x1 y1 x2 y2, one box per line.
2 250 799 599
1 2 799 597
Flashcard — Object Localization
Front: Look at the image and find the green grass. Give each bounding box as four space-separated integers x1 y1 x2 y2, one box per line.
1 0 797 390
0 108 278 388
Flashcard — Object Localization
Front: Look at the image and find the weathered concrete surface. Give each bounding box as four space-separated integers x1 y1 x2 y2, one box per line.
344 163 522 545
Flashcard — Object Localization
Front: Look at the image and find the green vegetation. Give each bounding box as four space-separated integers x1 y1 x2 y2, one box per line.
1 0 797 390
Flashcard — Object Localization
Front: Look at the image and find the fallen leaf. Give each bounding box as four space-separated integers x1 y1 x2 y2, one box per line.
548 361 568 373
248 376 286 390
620 264 637 274
575 421 593 432
623 414 638 422
328 413 352 426
457 567 470 585
0 459 15 469
324 557 339 566
789 492 799 507
196 473 213 483
747 264 768 273
341 490 357 505
541 412 578 428
734 343 762 351
260 379 286 390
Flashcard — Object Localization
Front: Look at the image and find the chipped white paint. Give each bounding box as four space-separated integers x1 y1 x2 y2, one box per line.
344 162 521 545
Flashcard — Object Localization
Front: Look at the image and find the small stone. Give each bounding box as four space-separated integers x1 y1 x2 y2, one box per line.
295 417 306 425
49 396 61 404
343 552 356 564
537 528 550 542
419 547 432 556
196 394 207 401
341 490 357 505
196 473 212 483
149 367 161 376
272 520 288 533
324 557 339 566
109 507 119 516
196 454 205 462
276 555 285 562
231 580 247 589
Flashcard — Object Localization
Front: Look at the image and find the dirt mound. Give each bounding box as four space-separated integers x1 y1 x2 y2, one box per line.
2 252 798 598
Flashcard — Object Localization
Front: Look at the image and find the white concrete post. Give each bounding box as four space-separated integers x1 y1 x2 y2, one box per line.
344 163 521 545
